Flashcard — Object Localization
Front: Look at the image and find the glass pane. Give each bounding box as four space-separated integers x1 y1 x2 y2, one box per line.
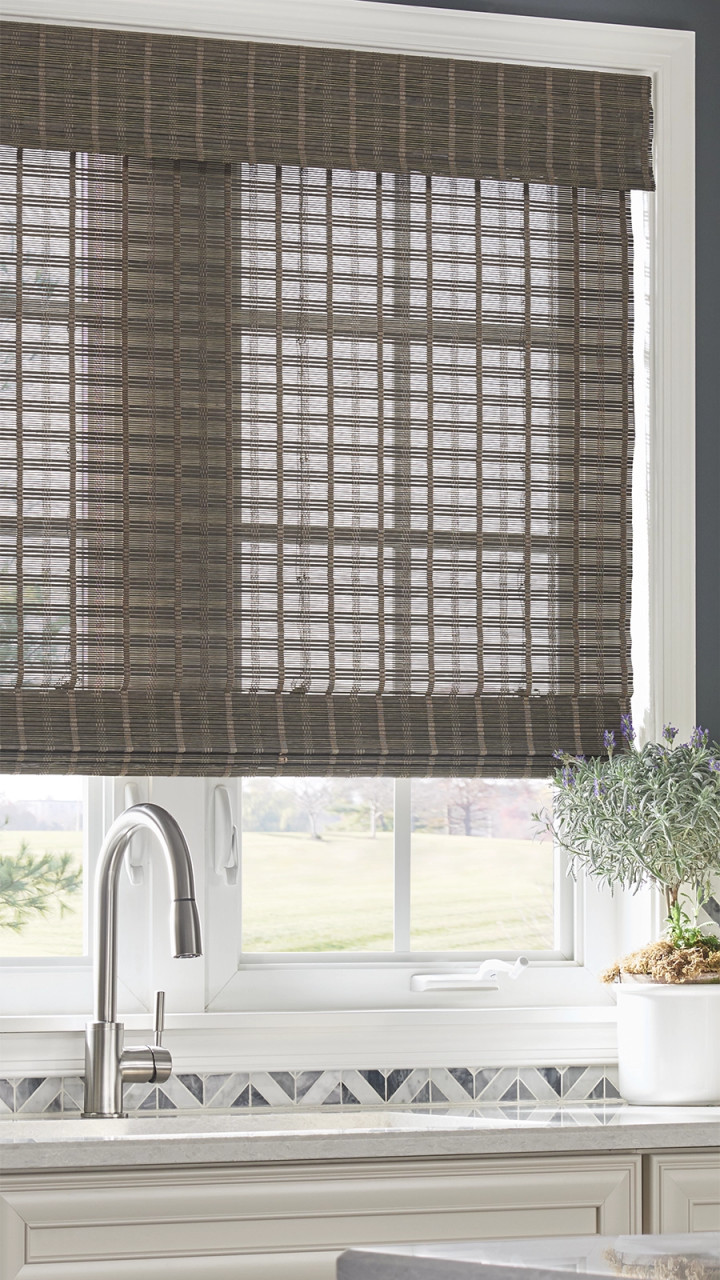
241 778 393 952
0 776 85 956
410 779 554 951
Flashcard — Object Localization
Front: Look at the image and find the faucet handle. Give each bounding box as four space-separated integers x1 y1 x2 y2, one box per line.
154 990 165 1047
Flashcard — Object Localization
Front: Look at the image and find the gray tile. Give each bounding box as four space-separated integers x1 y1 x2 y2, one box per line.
385 1069 413 1099
139 1089 159 1111
17 1077 62 1114
430 1068 474 1103
520 1067 563 1101
14 1078 43 1109
355 1070 386 1102
295 1070 341 1106
159 1074 202 1111
604 1078 621 1100
0 1079 14 1112
124 1083 155 1111
341 1083 361 1105
562 1066 605 1102
248 1071 294 1106
517 1080 534 1101
204 1073 250 1109
603 1064 621 1096
342 1070 385 1105
62 1076 85 1112
387 1069 430 1104
474 1068 518 1102
295 1071 322 1101
156 1088 177 1110
231 1085 250 1108
177 1073 204 1103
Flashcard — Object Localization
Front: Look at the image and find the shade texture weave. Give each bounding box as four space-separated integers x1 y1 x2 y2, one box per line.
0 25 647 774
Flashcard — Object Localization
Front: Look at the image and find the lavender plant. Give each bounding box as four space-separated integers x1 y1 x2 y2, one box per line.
535 720 720 934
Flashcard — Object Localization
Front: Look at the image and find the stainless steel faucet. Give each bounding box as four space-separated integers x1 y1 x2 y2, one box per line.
83 803 203 1118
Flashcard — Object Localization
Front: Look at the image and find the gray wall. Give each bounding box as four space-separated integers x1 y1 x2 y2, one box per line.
367 0 720 739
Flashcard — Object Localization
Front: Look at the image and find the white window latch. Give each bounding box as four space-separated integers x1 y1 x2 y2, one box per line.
123 783 145 885
410 956 529 992
213 785 240 886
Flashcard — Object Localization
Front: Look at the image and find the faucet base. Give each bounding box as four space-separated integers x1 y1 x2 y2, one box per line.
82 1112 128 1119
84 1021 125 1119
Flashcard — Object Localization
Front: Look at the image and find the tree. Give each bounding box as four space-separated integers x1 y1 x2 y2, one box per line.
446 780 489 837
0 842 82 933
353 779 393 838
278 779 336 840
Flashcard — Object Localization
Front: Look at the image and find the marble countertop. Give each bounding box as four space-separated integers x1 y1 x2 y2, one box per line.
337 1233 720 1280
1 1103 719 1174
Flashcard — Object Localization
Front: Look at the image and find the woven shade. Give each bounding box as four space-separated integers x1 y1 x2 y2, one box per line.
0 149 633 774
0 22 654 192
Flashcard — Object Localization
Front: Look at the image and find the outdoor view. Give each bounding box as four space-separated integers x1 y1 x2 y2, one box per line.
410 779 554 951
0 775 555 958
241 778 554 953
0 776 85 957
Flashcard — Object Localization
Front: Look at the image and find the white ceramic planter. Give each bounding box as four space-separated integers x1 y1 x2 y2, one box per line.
616 982 720 1105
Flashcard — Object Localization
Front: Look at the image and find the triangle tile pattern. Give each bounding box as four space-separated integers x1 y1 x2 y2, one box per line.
0 1066 625 1114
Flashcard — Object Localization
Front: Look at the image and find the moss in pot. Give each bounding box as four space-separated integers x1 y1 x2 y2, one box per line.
535 720 720 1104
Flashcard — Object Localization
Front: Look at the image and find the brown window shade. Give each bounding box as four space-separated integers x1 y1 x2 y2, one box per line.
0 148 633 775
0 22 654 192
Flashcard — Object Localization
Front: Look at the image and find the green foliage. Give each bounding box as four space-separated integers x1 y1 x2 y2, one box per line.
0 841 82 932
535 724 720 915
666 900 720 951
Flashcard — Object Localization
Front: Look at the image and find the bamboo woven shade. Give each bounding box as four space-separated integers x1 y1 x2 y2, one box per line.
0 24 646 775
0 22 655 192
0 149 635 774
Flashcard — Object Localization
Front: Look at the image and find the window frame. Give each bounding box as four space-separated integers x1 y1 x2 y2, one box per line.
0 0 695 1073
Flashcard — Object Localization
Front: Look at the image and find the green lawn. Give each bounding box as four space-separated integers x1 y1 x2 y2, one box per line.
0 828 554 957
0 830 84 958
242 831 553 953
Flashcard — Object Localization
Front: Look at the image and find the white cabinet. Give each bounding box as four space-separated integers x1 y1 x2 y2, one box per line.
0 1153 640 1280
645 1150 720 1233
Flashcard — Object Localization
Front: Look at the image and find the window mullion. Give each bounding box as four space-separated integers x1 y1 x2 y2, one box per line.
393 777 411 952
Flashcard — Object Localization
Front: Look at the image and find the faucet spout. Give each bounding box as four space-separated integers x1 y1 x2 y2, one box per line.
174 896 203 959
93 803 202 1025
84 804 202 1117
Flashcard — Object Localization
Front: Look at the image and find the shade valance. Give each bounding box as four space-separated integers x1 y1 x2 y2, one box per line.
0 21 654 191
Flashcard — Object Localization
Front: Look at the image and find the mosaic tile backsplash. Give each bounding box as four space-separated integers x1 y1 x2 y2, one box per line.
0 1065 620 1116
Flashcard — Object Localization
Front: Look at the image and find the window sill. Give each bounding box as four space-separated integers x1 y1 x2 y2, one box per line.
0 1005 617 1075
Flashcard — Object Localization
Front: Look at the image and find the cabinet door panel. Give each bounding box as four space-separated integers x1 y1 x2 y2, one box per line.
0 1153 640 1280
645 1151 720 1233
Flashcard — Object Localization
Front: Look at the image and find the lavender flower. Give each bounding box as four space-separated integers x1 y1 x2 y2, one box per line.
620 713 636 743
691 726 709 749
663 723 678 742
603 729 615 753
709 759 720 773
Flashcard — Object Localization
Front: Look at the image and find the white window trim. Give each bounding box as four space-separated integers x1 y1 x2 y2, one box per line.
0 0 695 1071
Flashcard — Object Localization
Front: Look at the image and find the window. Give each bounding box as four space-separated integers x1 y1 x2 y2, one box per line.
0 775 86 957
239 776 554 955
0 5 695 1074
